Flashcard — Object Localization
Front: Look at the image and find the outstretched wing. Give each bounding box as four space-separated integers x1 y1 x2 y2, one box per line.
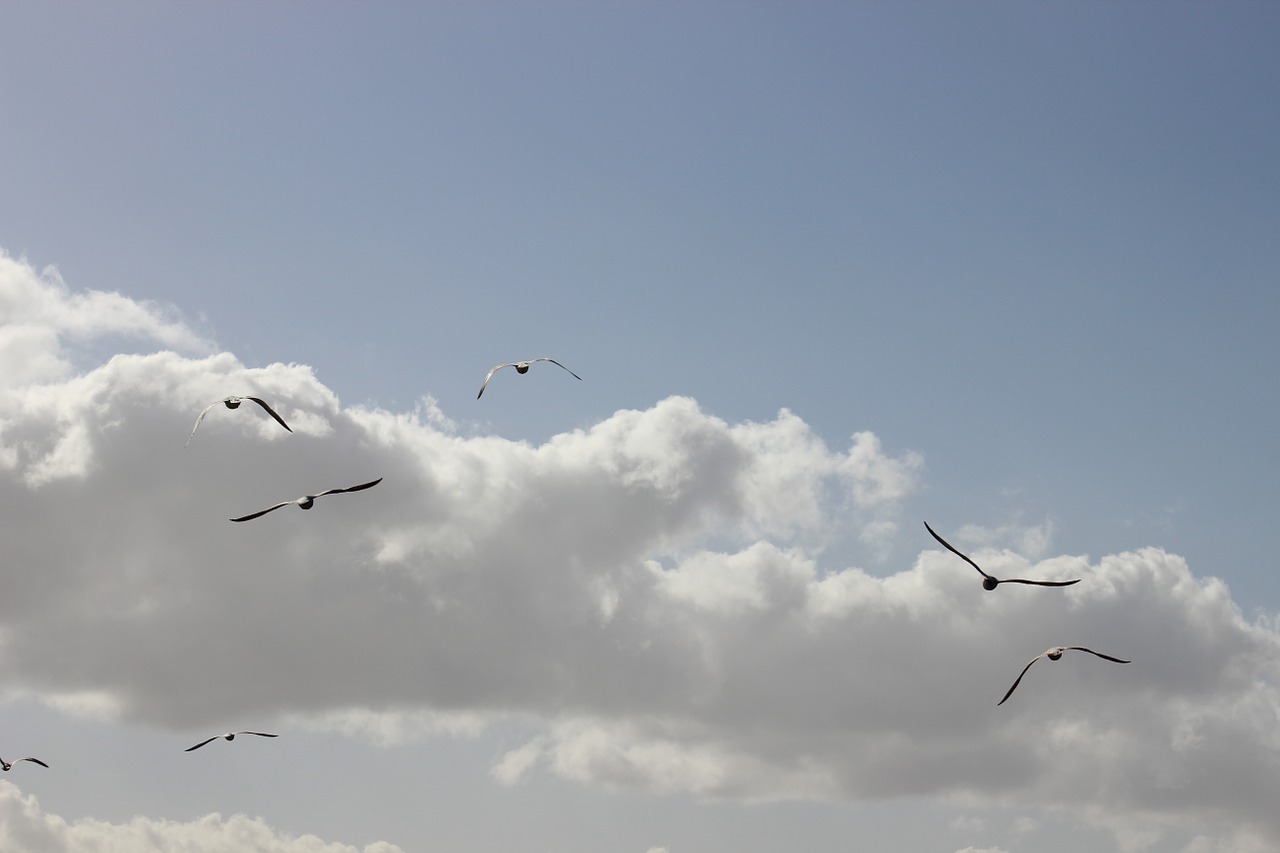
245 397 293 433
237 731 279 739
314 478 383 498
997 654 1047 706
534 358 583 381
477 363 517 398
1066 646 1131 664
1001 577 1082 587
229 501 294 523
185 736 221 752
184 401 223 448
923 521 996 583
15 757 48 768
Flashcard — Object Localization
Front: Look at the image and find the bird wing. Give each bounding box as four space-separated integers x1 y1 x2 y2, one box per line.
185 736 220 752
923 521 997 583
238 731 279 738
477 363 517 398
17 757 49 768
229 501 295 522
534 358 583 381
1065 647 1131 664
997 653 1047 706
1001 577 1082 587
184 401 223 447
245 397 293 433
315 478 383 498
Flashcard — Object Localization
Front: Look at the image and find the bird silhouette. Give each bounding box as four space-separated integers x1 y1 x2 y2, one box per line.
924 521 1081 591
185 731 279 752
998 646 1131 705
477 358 581 398
0 756 48 771
186 396 292 447
229 478 383 522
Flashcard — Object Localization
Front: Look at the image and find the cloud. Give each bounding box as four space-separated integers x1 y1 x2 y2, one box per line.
0 250 211 388
0 782 401 853
3 254 1280 850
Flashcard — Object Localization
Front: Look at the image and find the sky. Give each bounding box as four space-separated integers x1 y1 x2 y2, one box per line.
1 2 1279 852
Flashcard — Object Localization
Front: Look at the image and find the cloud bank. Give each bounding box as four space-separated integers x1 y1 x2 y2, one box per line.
2 250 1279 851
0 782 400 853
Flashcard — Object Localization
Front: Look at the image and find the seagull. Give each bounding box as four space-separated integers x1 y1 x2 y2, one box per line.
229 478 383 522
477 358 582 398
0 756 48 771
998 646 1131 705
185 731 279 752
924 521 1081 591
186 396 293 447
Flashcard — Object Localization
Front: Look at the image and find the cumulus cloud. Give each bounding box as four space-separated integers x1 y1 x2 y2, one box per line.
2 254 1280 851
0 250 211 387
0 782 400 853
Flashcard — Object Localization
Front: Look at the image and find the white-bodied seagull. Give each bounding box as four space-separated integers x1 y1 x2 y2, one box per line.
185 731 279 752
477 358 581 398
0 756 48 771
924 521 1081 591
230 478 383 522
998 646 1131 705
187 396 292 447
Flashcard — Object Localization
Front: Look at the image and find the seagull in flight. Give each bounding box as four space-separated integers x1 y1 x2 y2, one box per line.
0 756 48 771
998 646 1131 705
924 522 1081 591
185 731 279 752
477 358 582 398
229 478 383 522
186 396 293 447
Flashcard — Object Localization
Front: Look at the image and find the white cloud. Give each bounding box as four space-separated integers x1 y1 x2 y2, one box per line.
3 255 1280 850
0 250 211 387
0 782 401 853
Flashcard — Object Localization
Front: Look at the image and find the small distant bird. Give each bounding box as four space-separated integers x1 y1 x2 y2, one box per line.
0 756 48 771
924 522 1081 591
186 396 292 447
229 478 383 522
477 358 582 398
185 731 279 752
998 646 1131 705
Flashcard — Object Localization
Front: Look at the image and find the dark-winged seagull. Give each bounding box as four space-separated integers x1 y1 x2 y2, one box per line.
229 478 383 522
924 521 1081 591
998 646 1131 705
185 731 279 752
186 396 293 447
477 358 582 398
0 756 48 771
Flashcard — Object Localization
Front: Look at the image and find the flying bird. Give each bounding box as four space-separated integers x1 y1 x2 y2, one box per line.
924 521 1081 590
185 731 279 752
186 396 292 447
477 358 582 398
229 478 383 522
0 756 48 771
998 646 1131 705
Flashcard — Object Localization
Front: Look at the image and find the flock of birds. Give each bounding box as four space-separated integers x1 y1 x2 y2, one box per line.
4 356 1126 773
922 521 1130 704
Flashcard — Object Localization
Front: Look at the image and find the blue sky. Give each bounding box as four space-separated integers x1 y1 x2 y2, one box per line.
2 3 1279 852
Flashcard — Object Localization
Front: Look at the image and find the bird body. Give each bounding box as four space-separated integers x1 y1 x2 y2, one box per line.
924 521 1081 590
185 731 278 752
998 646 1131 705
230 478 383 522
187 396 292 447
477 358 581 398
0 756 48 771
